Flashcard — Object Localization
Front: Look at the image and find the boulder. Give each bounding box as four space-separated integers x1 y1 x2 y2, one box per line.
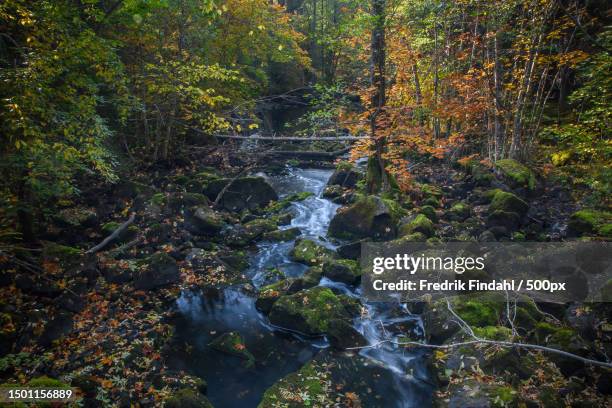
262 227 301 241
165 389 213 408
289 239 335 266
486 210 521 231
224 218 278 246
54 207 97 228
208 331 255 367
134 252 180 290
327 319 367 349
327 162 361 188
419 205 438 222
489 191 528 216
448 202 471 221
207 177 278 212
322 259 361 285
399 214 435 238
495 158 536 190
567 209 611 237
328 195 399 240
185 206 224 235
268 287 359 336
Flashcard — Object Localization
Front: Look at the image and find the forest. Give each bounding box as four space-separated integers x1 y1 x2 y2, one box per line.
0 0 610 407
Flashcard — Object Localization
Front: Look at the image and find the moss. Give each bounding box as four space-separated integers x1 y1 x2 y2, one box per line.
26 376 70 388
423 196 440 208
101 221 121 234
568 209 612 236
172 175 191 185
265 191 313 213
511 231 526 241
489 385 518 407
489 191 528 216
399 214 435 237
336 161 353 171
289 239 335 266
454 299 499 327
150 192 166 206
420 183 442 199
495 159 536 190
258 360 330 408
55 207 97 227
473 326 512 341
208 331 255 367
43 242 82 258
481 189 504 204
381 197 407 220
449 202 471 220
269 287 351 334
419 205 438 222
399 232 427 242
165 388 213 408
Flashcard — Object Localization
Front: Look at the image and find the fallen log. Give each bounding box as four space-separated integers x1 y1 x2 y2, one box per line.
266 147 350 160
86 213 136 254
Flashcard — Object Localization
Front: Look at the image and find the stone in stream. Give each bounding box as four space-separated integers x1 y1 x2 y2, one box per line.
289 238 335 266
322 258 361 285
268 286 360 336
184 206 224 235
164 388 213 408
326 162 361 188
328 195 400 240
255 267 323 314
262 226 301 241
203 176 278 212
208 331 255 368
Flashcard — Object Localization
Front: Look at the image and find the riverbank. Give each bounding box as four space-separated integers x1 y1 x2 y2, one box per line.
0 148 610 407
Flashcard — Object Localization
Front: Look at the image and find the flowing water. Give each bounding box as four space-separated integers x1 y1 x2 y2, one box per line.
172 166 433 407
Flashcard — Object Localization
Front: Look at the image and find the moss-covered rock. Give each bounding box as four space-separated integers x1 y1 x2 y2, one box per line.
399 214 435 238
54 207 98 228
567 209 612 237
134 252 180 290
398 232 427 242
419 205 438 222
268 287 358 335
223 217 278 246
208 331 255 367
328 195 399 240
185 206 224 236
423 196 441 208
164 388 213 408
449 202 471 221
486 210 521 231
289 239 335 266
495 158 536 190
215 176 278 212
262 227 301 242
265 192 313 213
327 163 361 188
489 191 528 216
322 259 361 285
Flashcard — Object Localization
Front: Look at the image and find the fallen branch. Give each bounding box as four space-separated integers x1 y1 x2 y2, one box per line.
86 213 136 254
346 338 612 369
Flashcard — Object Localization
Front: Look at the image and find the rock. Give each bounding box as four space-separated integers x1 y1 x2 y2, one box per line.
399 232 427 242
134 252 180 290
210 177 278 212
567 209 611 237
423 196 440 208
419 205 438 222
439 380 517 408
224 217 278 246
486 210 521 231
322 185 344 199
54 207 97 228
264 192 313 213
448 202 471 221
289 239 335 266
101 221 138 244
166 192 210 214
255 270 324 314
114 180 155 200
327 162 361 188
38 312 73 347
336 240 363 260
495 158 536 190
164 389 213 408
262 227 301 241
208 331 255 367
327 319 367 349
185 206 224 235
489 191 528 216
268 287 358 336
328 195 399 240
399 214 435 238
146 222 172 243
322 259 361 285
534 322 591 375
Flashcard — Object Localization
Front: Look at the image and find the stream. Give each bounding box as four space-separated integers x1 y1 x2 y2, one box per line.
172 166 433 407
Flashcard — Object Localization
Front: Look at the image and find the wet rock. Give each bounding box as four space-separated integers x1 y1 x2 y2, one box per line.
322 259 361 285
262 227 301 241
164 388 213 408
268 286 359 336
54 207 98 228
133 252 180 290
322 185 344 199
289 239 335 266
327 162 361 188
208 331 255 367
327 319 367 349
328 195 399 240
494 158 536 190
437 379 517 408
399 214 435 238
256 279 293 314
336 240 364 260
145 222 173 243
486 211 521 231
184 206 224 235
207 176 278 212
166 192 211 214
